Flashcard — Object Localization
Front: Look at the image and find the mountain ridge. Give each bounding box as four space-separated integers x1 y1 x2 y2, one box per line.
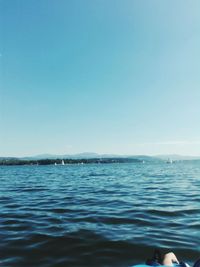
1 153 200 161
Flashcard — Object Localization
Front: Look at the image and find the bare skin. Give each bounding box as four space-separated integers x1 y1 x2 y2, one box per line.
163 252 179 266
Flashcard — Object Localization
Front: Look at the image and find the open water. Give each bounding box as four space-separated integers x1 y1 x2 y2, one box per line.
0 162 200 267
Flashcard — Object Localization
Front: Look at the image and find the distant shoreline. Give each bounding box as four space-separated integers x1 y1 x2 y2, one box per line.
0 157 142 166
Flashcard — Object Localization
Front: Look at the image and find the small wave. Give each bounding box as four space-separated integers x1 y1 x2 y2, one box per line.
20 188 46 192
145 208 200 217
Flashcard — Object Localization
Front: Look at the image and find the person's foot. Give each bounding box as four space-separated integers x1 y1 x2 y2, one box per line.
163 252 179 266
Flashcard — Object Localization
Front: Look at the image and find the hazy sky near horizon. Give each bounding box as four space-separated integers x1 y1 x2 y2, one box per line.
1 0 200 157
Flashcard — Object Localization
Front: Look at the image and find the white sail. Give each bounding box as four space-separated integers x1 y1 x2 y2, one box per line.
167 158 173 164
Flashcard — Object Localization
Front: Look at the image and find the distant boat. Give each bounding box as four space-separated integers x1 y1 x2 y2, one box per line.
166 158 173 164
61 160 65 165
54 162 57 166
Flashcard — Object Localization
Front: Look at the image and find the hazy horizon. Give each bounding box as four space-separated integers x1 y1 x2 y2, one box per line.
1 1 200 157
2 151 200 159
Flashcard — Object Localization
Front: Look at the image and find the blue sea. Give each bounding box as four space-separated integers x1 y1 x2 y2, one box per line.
0 162 200 267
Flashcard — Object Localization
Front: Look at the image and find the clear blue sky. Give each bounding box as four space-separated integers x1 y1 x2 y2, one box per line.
1 0 200 157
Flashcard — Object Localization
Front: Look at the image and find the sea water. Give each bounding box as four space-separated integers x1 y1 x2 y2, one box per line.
0 162 200 267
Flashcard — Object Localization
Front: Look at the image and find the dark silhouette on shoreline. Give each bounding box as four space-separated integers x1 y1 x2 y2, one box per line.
0 157 142 166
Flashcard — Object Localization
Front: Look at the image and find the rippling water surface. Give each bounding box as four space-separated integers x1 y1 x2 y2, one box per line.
0 162 200 267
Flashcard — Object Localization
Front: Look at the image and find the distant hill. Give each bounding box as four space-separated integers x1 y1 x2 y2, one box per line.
21 152 106 160
1 153 200 165
0 152 160 165
20 153 159 161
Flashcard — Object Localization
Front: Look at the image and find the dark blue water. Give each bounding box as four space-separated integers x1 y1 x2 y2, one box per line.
0 162 200 267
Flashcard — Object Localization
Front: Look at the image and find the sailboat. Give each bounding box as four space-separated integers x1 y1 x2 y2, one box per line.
166 158 173 164
61 160 65 165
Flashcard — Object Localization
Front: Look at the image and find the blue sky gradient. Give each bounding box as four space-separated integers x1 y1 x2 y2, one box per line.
1 0 200 156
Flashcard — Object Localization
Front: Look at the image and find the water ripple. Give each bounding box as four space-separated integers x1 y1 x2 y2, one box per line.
0 162 200 266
